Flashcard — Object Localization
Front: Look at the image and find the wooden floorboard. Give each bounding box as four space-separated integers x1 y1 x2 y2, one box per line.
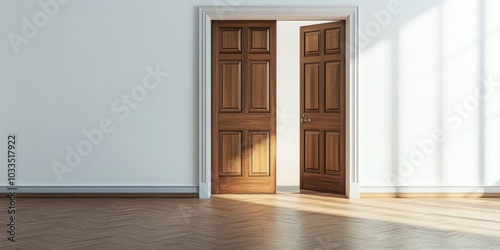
1 193 500 249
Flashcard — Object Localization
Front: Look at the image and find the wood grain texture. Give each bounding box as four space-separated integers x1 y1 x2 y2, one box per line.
220 61 242 112
220 28 242 53
305 131 320 172
219 131 242 176
212 20 276 194
249 131 270 176
249 27 270 53
304 63 320 111
1 194 499 249
300 21 346 194
325 131 341 173
249 61 270 112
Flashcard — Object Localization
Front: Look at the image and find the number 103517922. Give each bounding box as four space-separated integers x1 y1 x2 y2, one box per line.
7 135 16 186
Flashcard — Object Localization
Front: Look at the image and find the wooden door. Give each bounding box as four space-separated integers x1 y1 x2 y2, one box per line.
300 21 346 194
212 20 276 194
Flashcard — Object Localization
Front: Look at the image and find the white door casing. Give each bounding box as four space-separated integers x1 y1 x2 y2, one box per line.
198 6 359 199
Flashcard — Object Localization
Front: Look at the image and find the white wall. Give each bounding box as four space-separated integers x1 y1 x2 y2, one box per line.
276 21 331 187
358 0 500 192
0 0 201 186
1 0 500 193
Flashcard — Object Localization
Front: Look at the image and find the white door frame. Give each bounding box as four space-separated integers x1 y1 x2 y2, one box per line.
198 6 359 199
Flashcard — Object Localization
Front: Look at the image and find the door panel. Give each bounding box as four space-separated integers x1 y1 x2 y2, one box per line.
325 61 341 112
325 131 341 173
300 21 346 194
249 28 270 53
249 61 270 112
220 61 242 112
305 63 320 111
220 28 242 53
249 131 270 176
304 131 320 172
325 28 341 54
304 31 320 55
219 132 242 176
212 20 276 194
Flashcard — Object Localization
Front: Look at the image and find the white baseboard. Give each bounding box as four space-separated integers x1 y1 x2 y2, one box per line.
0 186 198 194
347 182 360 199
360 186 500 194
4 185 497 196
199 183 210 199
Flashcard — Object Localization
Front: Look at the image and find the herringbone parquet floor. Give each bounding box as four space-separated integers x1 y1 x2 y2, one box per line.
1 192 500 249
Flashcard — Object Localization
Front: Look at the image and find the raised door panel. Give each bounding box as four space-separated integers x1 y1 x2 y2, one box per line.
249 61 270 112
325 132 340 174
219 132 242 176
220 61 242 112
325 28 340 54
304 31 320 56
249 131 270 176
220 28 242 53
325 61 340 112
304 63 320 112
304 131 320 173
249 27 270 53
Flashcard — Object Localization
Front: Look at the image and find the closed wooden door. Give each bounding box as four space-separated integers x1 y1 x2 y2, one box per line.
300 21 346 194
212 20 276 194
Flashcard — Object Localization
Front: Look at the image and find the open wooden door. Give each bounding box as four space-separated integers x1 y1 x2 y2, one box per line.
212 20 276 194
300 21 346 194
